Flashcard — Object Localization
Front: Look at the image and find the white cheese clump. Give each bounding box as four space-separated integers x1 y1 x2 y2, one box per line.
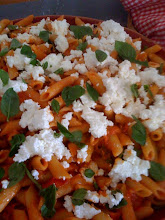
17 33 33 43
139 67 165 88
134 41 142 51
51 19 69 36
61 161 70 169
77 145 88 163
100 190 124 208
85 190 100 203
64 196 101 219
6 48 31 70
29 19 46 36
14 129 71 162
1 180 9 189
0 79 28 96
0 34 11 43
138 86 149 105
74 63 87 74
140 95 165 132
31 170 39 180
61 112 73 129
55 35 69 53
108 145 150 187
19 99 54 131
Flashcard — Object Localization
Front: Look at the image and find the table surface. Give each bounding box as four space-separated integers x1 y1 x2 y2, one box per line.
0 0 128 26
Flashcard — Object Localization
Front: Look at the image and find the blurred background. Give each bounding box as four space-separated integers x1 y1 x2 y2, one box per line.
0 0 128 26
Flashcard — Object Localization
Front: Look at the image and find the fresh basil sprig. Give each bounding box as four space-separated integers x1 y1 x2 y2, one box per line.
0 69 9 86
51 99 60 114
72 188 87 206
9 134 25 157
21 45 36 59
1 88 20 121
115 41 149 67
40 184 56 218
144 85 153 98
0 168 5 180
77 41 88 51
0 47 9 57
8 162 25 187
86 82 99 101
70 25 93 39
54 68 64 75
8 25 19 31
84 168 95 178
10 39 22 50
131 84 139 98
149 161 165 181
39 31 51 42
62 85 85 106
131 115 146 146
95 50 107 62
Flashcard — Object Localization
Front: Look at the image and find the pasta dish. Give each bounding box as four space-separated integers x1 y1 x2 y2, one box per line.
0 15 165 220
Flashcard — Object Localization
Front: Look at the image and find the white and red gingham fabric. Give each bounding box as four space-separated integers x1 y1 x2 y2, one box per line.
121 0 165 47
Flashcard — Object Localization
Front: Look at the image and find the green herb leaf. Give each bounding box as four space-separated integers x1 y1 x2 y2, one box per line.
51 99 60 114
72 188 87 206
62 85 85 106
157 63 163 75
95 50 107 62
21 45 36 59
70 130 82 143
149 161 165 181
76 142 86 149
1 88 19 121
111 189 122 195
30 59 41 66
0 167 5 180
131 115 146 146
130 84 139 98
113 198 128 209
8 25 19 31
0 47 9 57
93 181 99 190
134 148 142 157
77 41 87 51
54 132 61 138
0 69 9 86
42 61 48 70
70 25 93 39
54 68 64 75
39 31 51 42
22 78 28 84
10 39 21 50
86 82 99 101
84 168 95 178
144 85 153 98
8 162 25 187
115 41 148 67
9 134 25 157
23 164 42 190
40 184 56 218
57 122 74 140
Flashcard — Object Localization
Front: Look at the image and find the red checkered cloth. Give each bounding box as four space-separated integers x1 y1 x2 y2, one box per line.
121 0 165 47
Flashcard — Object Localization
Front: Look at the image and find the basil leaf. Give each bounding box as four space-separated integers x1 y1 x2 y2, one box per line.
149 161 165 181
0 69 9 86
21 45 36 59
134 148 142 157
30 59 41 66
130 84 139 98
0 47 9 57
22 78 28 84
39 31 51 42
144 85 153 98
70 130 82 143
51 99 60 114
115 41 148 67
131 115 146 146
76 142 86 149
10 39 21 50
54 132 61 138
72 188 87 206
84 168 95 178
23 164 42 190
113 198 128 209
8 162 25 187
57 121 74 139
62 85 85 106
95 50 107 62
1 88 19 121
40 184 56 218
86 82 99 101
111 189 122 195
8 25 19 30
54 68 64 75
42 61 48 70
70 25 93 39
9 134 25 157
0 167 5 180
93 181 99 190
77 41 87 51
157 63 163 75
